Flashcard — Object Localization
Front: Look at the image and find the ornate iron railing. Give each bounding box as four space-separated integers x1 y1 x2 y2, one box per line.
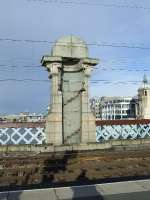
0 122 45 145
96 119 150 142
0 120 150 145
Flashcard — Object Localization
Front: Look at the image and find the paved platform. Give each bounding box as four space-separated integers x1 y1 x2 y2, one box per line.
1 179 150 200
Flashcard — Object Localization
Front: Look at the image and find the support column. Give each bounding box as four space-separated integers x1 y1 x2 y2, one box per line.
81 62 96 144
44 61 63 145
41 36 99 146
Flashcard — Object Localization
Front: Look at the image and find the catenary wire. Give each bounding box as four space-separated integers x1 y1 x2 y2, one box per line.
0 79 142 85
0 64 41 68
26 0 150 10
0 37 150 50
0 63 150 72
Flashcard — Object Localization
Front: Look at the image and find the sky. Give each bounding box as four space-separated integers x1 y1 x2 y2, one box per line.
0 0 150 114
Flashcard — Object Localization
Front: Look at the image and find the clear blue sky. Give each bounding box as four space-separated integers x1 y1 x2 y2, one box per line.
0 0 150 114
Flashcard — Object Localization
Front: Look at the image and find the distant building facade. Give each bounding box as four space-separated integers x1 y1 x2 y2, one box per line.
0 112 45 122
90 75 150 120
90 97 102 119
90 96 137 120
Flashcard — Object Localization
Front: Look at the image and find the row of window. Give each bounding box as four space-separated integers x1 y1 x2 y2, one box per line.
102 115 131 119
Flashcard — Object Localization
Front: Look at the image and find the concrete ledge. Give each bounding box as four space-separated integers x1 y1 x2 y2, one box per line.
0 143 112 153
1 179 150 200
0 138 150 153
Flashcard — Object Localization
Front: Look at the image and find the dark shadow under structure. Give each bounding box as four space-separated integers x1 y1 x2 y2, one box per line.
72 169 104 200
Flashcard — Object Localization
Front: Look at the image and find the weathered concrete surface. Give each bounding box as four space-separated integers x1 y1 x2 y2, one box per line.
1 180 150 200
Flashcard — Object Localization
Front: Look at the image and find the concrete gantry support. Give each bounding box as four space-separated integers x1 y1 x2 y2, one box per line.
41 36 99 145
41 57 63 145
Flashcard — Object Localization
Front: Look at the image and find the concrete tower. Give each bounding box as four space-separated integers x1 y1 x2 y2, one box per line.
41 36 99 145
138 75 150 119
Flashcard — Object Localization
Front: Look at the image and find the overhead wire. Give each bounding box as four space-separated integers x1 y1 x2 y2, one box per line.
0 60 149 73
0 57 149 65
0 79 49 82
0 38 149 85
26 0 150 10
0 79 142 85
0 63 150 73
0 37 150 50
0 64 41 68
95 66 150 72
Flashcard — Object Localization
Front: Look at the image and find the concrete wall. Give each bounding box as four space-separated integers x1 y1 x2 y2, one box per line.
0 138 150 153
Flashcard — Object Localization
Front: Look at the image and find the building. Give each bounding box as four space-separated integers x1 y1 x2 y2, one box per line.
90 96 137 120
90 97 102 119
137 75 150 119
90 75 150 120
0 112 45 122
101 97 137 120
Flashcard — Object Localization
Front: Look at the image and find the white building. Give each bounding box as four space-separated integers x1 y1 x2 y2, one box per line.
19 112 45 122
90 96 137 120
90 96 136 120
0 112 45 122
90 76 150 120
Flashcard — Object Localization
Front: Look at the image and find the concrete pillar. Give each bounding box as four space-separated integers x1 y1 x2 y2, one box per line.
42 61 63 145
41 36 99 145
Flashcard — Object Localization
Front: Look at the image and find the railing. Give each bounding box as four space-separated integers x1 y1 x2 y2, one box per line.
0 122 45 145
96 119 150 142
1 120 150 145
